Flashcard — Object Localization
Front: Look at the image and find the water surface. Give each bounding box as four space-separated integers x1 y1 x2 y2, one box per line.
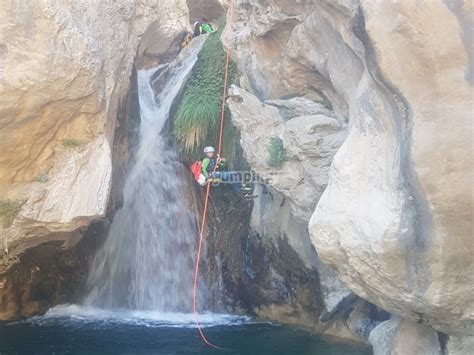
1 305 371 355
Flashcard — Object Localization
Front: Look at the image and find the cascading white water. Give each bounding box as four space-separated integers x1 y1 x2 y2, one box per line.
84 41 204 312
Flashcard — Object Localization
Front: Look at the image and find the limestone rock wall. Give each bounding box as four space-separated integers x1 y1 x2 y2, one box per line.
0 0 189 268
227 46 365 344
309 0 473 336
228 85 347 224
227 0 473 342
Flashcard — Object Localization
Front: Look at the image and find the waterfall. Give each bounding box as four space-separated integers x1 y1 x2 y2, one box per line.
84 40 204 312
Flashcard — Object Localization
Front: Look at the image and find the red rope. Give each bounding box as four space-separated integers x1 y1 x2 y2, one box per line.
192 0 235 349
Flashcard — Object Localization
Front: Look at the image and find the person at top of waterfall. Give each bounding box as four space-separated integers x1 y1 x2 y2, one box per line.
193 20 201 37
193 19 215 37
200 20 215 34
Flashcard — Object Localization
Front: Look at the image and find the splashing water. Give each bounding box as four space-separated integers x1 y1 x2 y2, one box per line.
84 41 204 312
18 304 251 329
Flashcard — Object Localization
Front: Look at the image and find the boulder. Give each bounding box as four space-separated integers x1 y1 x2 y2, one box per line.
369 318 442 355
309 0 474 335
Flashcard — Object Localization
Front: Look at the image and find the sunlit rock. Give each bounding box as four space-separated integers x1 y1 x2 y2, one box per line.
0 0 189 266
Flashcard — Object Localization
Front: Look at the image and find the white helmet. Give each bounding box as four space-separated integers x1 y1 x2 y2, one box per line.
203 146 216 154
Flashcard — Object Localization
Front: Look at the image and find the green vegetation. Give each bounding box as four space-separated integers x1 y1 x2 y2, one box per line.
0 200 24 228
173 23 238 157
62 138 81 149
267 137 287 168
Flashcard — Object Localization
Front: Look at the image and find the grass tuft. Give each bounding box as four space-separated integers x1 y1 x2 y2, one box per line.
173 21 238 157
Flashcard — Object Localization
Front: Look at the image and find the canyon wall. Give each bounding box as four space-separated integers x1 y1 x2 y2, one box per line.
226 0 371 342
0 0 188 270
226 0 473 352
310 0 473 336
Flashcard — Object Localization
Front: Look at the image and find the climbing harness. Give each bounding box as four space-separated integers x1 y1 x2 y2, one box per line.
192 0 235 349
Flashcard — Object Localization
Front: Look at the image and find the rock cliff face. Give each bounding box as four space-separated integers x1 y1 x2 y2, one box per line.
309 0 473 336
226 0 473 351
228 85 347 224
226 85 360 336
226 76 371 337
0 0 189 268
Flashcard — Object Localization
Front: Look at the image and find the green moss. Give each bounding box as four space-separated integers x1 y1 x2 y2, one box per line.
267 137 287 168
173 22 238 157
0 200 24 227
62 138 81 149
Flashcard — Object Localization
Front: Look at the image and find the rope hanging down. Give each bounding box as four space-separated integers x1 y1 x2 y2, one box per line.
192 0 235 349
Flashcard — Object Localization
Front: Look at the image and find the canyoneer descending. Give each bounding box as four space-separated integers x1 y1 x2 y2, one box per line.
190 146 255 199
191 1 239 348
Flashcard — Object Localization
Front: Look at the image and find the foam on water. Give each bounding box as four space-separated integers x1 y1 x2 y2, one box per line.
18 304 251 329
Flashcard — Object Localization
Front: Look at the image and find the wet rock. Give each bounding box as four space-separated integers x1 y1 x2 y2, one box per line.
0 221 107 321
201 182 364 345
